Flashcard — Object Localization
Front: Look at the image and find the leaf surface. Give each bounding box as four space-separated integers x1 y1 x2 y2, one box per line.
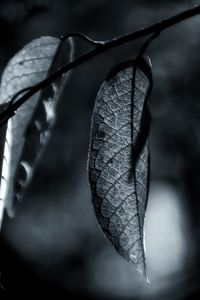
88 57 152 278
0 36 73 224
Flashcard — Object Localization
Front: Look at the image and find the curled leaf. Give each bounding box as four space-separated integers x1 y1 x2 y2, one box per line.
88 57 152 279
0 36 74 224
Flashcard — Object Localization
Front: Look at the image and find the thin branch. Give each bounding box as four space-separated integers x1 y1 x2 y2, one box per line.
135 30 161 60
60 32 105 46
1 3 200 125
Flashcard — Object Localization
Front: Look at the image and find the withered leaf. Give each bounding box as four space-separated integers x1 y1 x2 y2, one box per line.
88 57 152 279
0 36 74 225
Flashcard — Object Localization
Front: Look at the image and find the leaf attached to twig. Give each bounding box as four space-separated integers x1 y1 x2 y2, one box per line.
0 36 74 225
88 56 152 279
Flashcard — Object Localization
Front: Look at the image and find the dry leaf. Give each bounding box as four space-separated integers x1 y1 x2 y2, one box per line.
0 36 74 225
88 57 152 278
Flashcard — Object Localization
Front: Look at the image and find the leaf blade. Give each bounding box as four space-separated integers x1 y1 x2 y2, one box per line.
88 57 152 278
0 36 73 221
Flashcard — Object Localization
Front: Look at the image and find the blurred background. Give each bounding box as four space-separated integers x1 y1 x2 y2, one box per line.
0 0 200 298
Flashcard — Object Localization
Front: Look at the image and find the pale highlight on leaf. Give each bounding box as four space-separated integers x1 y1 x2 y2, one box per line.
0 36 74 224
88 57 152 279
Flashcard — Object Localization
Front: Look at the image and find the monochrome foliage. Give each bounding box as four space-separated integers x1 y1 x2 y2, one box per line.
0 36 73 224
88 57 152 277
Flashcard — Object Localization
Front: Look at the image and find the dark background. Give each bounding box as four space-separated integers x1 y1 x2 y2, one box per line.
0 0 200 299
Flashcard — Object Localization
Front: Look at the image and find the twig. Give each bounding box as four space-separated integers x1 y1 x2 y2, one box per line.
59 32 105 46
1 4 200 125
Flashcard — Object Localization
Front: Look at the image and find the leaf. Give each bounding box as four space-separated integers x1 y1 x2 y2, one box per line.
0 36 74 225
88 57 152 279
